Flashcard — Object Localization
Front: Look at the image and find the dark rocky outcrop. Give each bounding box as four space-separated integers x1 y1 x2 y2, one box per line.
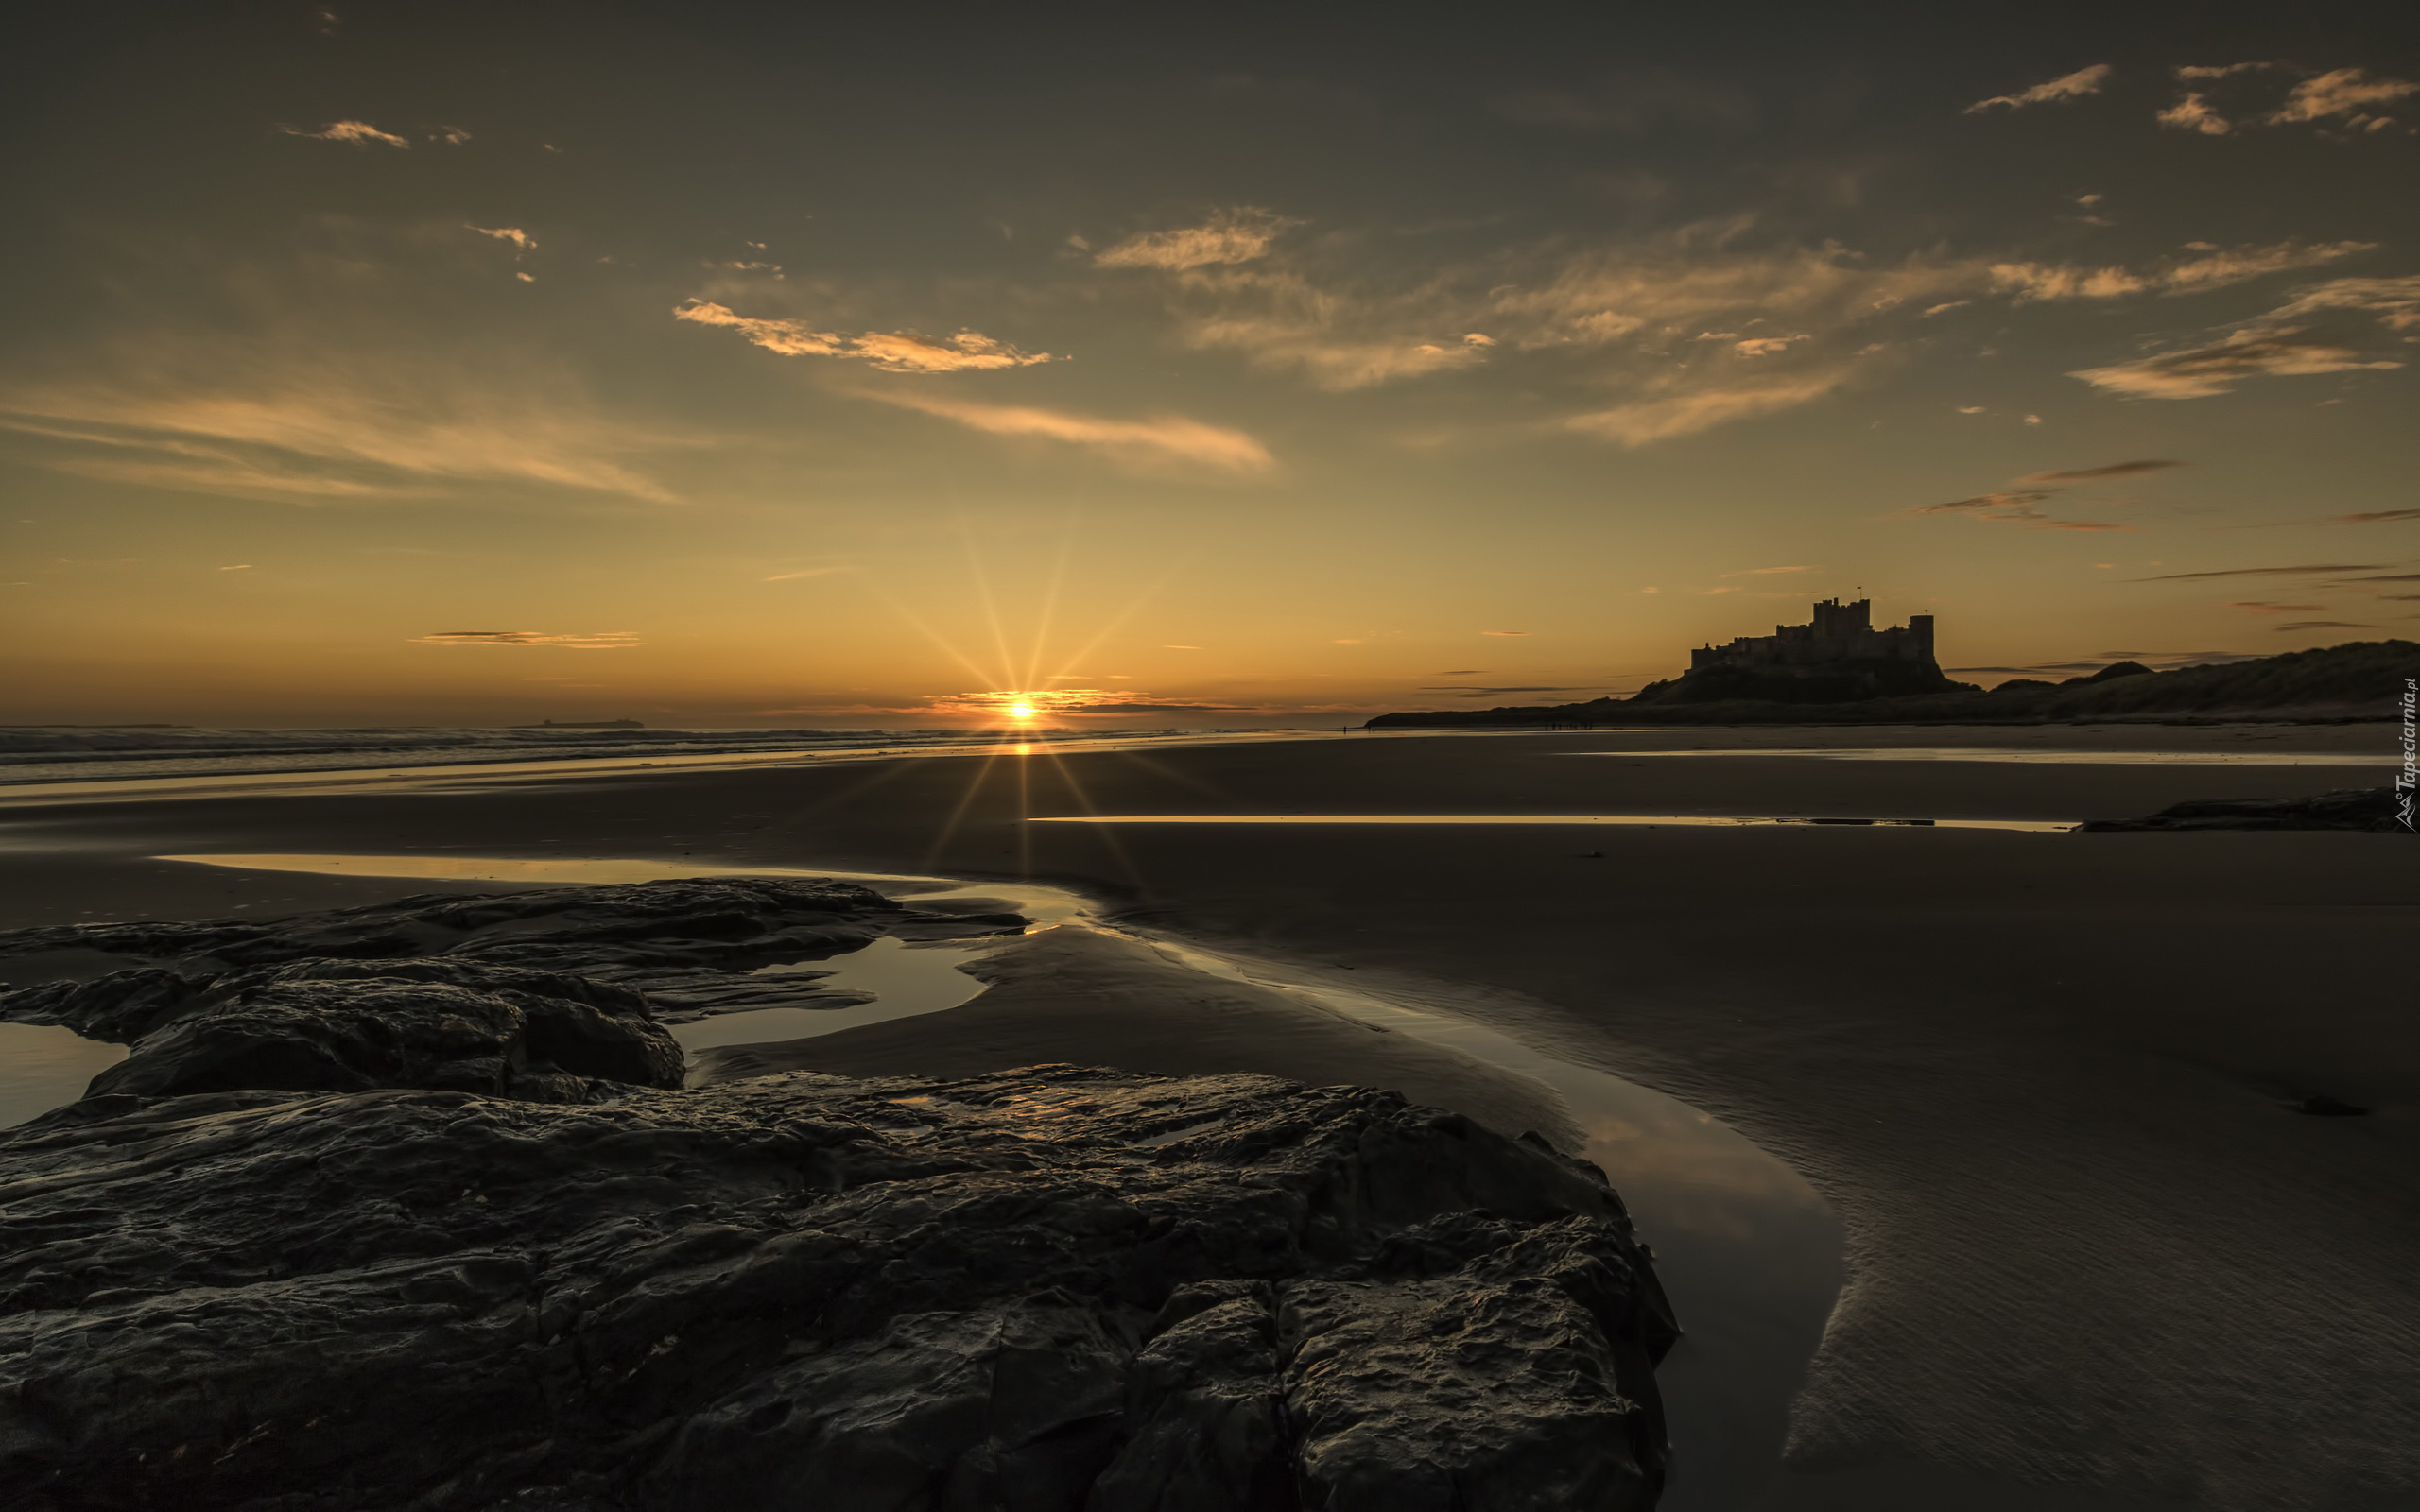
0 883 1679 1510
2078 786 2410 833
50 957 683 1103
0 876 1025 1025
0 1067 1675 1511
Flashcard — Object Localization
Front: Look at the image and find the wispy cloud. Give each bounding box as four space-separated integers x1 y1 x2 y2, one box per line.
1102 217 1977 416
2158 242 2376 293
0 382 674 504
1486 240 1979 348
2269 68 2418 127
0 226 686 504
1562 370 1851 446
763 566 852 581
2261 274 2420 329
469 225 533 251
2157 94 2234 135
411 630 642 648
1918 491 2054 514
2177 62 2282 81
1106 233 1495 391
2072 330 2400 399
1720 564 1818 576
1916 486 2131 531
2271 620 2373 632
2019 459 2187 484
2227 600 2325 613
1480 629 1530 637
2230 508 2420 532
2131 563 2390 581
674 301 1054 373
1964 64 2113 114
1989 241 2372 302
1093 208 1298 270
1091 207 2386 447
2070 272 2418 399
863 389 1272 475
2157 64 2418 136
1184 306 1492 389
277 120 410 148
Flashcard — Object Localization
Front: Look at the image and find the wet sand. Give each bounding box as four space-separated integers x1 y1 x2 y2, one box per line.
0 721 2411 1510
696 924 1590 1153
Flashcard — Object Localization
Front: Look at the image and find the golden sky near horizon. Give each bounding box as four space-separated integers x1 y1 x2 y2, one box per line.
1 4 2415 727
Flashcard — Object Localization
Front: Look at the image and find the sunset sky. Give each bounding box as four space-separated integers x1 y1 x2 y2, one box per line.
3 2 2415 727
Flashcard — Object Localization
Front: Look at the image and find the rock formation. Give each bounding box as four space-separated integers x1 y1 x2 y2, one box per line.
0 881 1679 1510
2079 786 2408 833
0 875 1026 1026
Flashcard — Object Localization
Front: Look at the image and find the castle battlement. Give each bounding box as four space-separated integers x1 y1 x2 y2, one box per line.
1690 598 1936 674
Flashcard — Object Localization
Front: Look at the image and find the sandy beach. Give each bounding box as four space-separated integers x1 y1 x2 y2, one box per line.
0 721 2410 1511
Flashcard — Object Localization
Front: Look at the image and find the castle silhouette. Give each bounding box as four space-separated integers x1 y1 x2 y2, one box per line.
1691 598 1936 674
1626 596 1962 703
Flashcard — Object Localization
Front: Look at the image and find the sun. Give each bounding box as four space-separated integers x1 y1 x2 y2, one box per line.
1008 701 1038 720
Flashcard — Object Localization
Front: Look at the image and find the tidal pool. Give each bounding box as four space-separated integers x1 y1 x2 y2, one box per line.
0 1022 128 1129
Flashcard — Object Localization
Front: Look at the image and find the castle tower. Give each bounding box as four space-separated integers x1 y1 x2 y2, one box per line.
1808 598 1873 641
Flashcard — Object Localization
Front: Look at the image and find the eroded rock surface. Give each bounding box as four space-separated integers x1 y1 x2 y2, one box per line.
0 876 1025 1025
0 1067 1674 1511
70 956 683 1103
0 880 1677 1509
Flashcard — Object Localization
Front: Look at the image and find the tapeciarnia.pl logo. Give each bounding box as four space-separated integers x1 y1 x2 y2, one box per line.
2397 677 2415 832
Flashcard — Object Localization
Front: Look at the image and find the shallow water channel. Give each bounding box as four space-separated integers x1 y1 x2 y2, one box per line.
16 850 1844 1510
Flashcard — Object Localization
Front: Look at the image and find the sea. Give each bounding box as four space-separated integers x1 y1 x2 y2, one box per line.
0 725 1260 787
